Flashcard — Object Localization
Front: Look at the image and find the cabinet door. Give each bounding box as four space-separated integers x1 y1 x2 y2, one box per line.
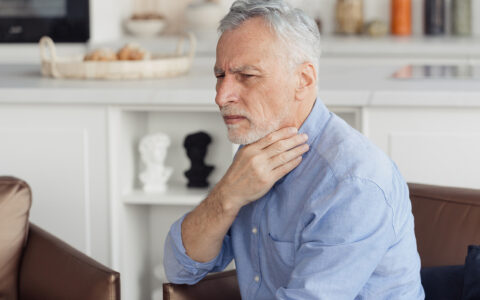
0 105 110 265
365 107 480 189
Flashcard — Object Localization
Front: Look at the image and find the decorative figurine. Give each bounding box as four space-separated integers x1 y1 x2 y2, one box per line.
138 133 173 193
183 131 214 188
335 0 364 35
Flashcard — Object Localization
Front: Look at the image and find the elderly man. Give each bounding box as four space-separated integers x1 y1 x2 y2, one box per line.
164 0 425 299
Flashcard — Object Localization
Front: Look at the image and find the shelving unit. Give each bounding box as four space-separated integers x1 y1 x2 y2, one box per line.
108 104 238 300
123 184 210 206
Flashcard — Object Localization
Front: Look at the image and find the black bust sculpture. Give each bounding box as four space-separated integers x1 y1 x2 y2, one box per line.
183 131 214 188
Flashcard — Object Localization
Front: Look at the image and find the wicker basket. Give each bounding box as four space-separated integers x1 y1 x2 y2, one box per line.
39 33 196 80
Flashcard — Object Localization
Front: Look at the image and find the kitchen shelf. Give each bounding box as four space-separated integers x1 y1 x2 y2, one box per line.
123 182 209 206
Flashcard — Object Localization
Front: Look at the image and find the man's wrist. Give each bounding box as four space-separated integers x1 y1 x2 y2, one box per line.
210 182 242 217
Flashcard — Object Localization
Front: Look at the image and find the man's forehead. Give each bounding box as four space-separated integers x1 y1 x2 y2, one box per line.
215 18 280 73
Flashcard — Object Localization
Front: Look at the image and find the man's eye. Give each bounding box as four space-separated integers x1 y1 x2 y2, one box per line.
215 74 225 79
241 74 255 78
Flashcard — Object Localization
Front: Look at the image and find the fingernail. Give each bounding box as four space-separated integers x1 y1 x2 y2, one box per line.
290 127 298 134
302 133 308 140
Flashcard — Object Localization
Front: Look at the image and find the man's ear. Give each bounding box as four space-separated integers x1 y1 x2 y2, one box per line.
294 62 316 101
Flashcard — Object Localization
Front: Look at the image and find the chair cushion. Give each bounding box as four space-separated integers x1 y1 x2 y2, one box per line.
421 265 464 300
463 245 480 300
0 177 32 300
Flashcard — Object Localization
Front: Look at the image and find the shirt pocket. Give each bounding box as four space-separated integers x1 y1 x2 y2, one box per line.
266 232 295 268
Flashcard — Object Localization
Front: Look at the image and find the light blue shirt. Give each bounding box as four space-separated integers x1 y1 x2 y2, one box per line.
164 99 425 300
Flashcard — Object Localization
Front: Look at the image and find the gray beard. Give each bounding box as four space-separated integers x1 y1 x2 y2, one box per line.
221 100 292 145
226 112 290 145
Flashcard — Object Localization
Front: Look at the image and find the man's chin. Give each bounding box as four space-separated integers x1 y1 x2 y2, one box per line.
227 128 270 145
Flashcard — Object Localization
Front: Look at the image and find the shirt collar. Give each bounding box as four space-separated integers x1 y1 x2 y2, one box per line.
273 98 331 186
297 98 331 147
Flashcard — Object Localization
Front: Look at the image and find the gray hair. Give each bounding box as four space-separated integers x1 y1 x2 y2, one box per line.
218 0 321 73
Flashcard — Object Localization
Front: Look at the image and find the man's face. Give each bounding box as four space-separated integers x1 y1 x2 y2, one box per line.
214 17 297 145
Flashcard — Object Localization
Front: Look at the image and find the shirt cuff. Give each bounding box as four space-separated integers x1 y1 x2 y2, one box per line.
168 213 224 275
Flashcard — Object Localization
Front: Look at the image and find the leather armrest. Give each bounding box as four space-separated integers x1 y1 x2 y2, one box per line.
18 223 120 300
163 270 241 300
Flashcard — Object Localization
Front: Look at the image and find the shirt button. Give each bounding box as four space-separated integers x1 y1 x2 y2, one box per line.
252 227 258 234
254 275 260 282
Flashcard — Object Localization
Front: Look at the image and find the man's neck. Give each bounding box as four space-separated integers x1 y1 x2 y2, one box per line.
293 95 317 129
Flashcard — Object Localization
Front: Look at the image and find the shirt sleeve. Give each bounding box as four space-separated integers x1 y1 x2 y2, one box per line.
276 177 396 300
163 213 234 284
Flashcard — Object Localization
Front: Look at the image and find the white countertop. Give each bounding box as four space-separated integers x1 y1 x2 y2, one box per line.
1 56 480 107
3 34 480 64
321 36 480 59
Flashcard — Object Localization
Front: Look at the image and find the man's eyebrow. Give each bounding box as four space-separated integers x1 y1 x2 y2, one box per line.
213 65 262 74
230 65 262 73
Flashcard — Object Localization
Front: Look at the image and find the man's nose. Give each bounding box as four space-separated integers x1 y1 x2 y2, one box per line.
215 75 239 107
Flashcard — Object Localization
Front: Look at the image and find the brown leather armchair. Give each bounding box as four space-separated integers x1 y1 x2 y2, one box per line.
163 270 240 300
0 176 120 300
163 182 480 299
409 182 480 267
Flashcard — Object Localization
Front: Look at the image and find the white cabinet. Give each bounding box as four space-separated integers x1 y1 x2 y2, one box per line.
364 107 480 189
0 105 110 264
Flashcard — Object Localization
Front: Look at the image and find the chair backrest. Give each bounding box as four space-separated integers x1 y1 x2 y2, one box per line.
19 223 121 300
163 270 241 300
0 176 121 300
408 183 480 267
0 176 32 300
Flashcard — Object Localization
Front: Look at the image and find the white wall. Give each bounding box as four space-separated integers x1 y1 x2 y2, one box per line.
89 0 123 43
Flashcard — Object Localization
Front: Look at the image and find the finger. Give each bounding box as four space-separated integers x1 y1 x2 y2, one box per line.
269 143 309 169
254 127 298 149
264 133 308 157
272 155 303 181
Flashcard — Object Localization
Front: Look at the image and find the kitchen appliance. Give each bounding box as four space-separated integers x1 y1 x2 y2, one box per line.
0 0 89 43
391 65 479 79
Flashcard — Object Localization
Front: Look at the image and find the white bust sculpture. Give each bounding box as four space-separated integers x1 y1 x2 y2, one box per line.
139 133 173 193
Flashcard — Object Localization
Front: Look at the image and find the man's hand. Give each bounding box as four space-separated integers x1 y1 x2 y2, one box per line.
217 126 309 210
181 126 308 263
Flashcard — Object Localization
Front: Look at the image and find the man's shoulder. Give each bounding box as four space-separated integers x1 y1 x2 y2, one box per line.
309 114 402 194
299 114 412 232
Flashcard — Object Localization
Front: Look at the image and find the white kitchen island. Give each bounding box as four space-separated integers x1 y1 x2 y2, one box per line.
1 56 479 299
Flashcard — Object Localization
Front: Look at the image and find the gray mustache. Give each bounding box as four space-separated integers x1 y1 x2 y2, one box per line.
220 106 249 118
